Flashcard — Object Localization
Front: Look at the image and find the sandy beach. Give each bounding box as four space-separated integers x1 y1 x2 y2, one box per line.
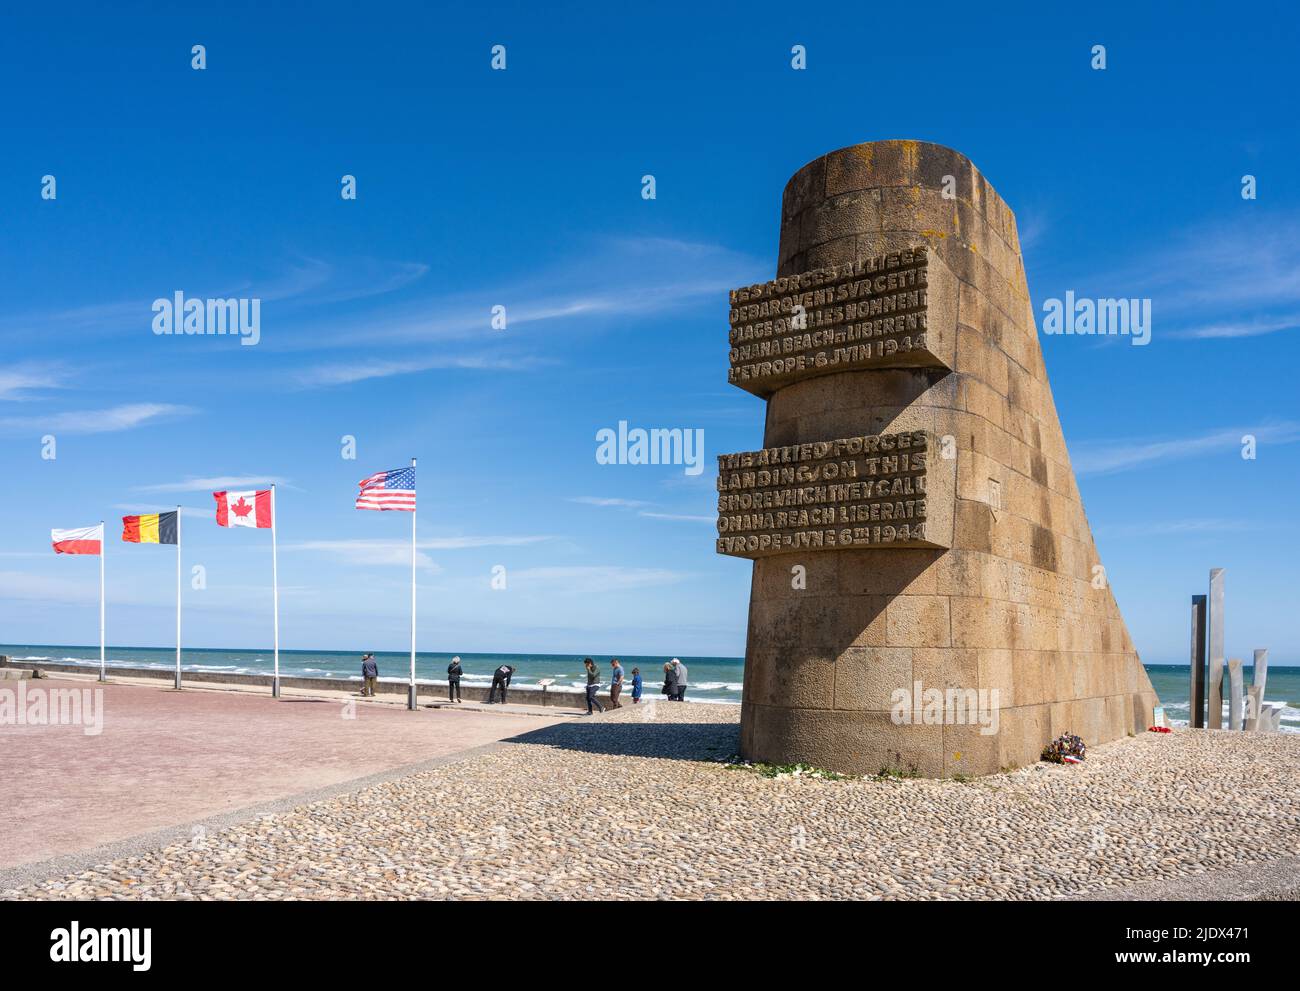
5 678 1299 901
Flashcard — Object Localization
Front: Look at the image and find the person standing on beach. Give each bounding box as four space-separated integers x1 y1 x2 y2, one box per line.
671 657 688 702
361 653 378 697
584 657 605 715
609 658 625 708
661 661 677 700
487 664 515 704
630 667 643 703
446 656 463 703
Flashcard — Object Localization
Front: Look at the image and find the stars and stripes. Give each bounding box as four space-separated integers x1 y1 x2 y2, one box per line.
355 466 416 511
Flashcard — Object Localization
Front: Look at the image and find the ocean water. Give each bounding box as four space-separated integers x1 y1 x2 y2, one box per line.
1143 663 1300 732
3 645 1295 728
0 644 746 703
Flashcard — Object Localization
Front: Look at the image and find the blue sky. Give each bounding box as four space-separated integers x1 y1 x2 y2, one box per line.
1 1 1296 663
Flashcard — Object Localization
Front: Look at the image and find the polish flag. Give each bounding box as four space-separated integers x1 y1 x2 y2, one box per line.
214 490 272 528
52 524 104 555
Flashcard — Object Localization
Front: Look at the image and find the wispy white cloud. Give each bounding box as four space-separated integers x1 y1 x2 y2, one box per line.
1169 313 1300 340
284 535 553 570
307 259 429 304
0 256 427 341
413 536 553 550
1106 216 1300 308
284 539 446 571
0 570 101 605
0 402 192 435
504 565 689 592
1074 214 1300 342
568 497 712 520
287 236 763 352
1073 421 1300 476
135 475 289 493
659 472 717 491
0 570 158 607
295 353 546 388
0 363 66 401
111 503 211 519
1093 518 1256 538
1015 208 1048 253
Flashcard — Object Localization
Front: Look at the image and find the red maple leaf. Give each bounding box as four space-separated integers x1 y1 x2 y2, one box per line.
230 497 253 518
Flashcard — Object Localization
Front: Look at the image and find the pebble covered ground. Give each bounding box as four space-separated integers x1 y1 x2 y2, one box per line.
6 702 1299 900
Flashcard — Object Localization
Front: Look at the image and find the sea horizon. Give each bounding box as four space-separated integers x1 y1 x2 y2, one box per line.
0 642 747 704
5 642 1298 728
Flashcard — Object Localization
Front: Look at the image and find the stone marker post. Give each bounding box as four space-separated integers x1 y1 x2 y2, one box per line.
720 140 1159 778
1207 654 1225 731
1261 703 1283 733
1246 648 1268 732
1227 658 1244 731
1189 594 1207 729
1206 568 1225 729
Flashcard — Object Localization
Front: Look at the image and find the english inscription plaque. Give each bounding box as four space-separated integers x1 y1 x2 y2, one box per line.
715 429 952 559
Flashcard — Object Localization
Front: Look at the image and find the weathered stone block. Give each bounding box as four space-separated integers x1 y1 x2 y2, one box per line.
833 647 914 711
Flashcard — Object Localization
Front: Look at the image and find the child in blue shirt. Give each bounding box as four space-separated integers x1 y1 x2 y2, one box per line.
630 667 643 703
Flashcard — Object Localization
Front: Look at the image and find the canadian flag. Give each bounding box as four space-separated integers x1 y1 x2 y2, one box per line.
214 490 272 528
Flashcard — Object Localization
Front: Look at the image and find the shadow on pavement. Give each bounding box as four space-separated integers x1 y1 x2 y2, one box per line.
501 715 739 762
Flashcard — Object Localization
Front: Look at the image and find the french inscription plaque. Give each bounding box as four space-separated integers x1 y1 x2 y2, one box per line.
715 429 952 559
727 245 956 398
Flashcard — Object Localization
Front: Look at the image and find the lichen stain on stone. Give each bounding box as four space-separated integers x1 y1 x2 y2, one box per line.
901 140 920 175
850 144 874 169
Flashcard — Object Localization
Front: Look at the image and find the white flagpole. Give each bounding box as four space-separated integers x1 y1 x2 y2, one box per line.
175 506 182 690
271 485 280 698
408 457 417 710
99 520 106 682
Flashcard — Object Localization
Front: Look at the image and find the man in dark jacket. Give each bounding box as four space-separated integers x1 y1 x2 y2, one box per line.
447 656 463 702
487 664 515 704
361 653 379 697
583 657 605 715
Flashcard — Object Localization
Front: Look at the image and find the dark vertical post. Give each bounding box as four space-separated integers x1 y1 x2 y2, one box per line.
1190 594 1207 728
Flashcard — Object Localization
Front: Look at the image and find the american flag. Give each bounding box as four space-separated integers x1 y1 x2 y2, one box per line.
355 466 416 511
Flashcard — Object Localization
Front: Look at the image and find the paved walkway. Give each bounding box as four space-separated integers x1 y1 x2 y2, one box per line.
5 702 1299 900
0 676 557 873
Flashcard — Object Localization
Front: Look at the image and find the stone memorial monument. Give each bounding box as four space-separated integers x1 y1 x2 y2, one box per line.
719 140 1159 777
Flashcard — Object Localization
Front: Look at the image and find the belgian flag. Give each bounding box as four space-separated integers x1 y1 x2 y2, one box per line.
122 511 179 544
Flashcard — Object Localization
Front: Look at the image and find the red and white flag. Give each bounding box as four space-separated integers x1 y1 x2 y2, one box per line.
52 524 103 555
213 490 272 528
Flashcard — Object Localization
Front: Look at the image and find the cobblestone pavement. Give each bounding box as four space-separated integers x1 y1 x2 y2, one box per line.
6 702 1299 900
